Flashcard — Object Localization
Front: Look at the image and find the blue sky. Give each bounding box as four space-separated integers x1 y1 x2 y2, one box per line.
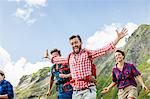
0 0 150 86
0 0 150 62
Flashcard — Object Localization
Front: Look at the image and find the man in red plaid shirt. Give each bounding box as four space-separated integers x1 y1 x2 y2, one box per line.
48 28 128 99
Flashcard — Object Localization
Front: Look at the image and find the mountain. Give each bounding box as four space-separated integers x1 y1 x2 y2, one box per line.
15 24 150 99
15 67 58 99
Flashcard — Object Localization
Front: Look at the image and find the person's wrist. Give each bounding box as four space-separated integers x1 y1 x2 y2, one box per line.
117 36 121 41
68 74 71 78
65 74 69 78
49 90 52 93
107 86 111 90
65 74 68 78
142 84 145 88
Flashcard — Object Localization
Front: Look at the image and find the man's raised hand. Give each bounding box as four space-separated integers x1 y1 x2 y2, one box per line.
116 28 128 40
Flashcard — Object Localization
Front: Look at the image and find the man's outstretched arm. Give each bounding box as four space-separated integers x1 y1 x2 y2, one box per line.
43 49 68 64
90 28 128 59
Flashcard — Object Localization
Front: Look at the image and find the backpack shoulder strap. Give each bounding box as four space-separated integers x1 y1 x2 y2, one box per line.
51 64 56 72
83 49 93 60
67 52 73 66
83 49 96 78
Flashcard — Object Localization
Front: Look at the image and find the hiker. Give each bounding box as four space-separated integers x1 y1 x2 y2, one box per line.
0 70 14 99
102 50 149 99
48 28 128 99
45 49 73 99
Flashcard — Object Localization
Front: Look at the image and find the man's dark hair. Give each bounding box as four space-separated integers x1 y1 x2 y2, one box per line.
0 71 5 78
50 48 61 56
115 50 125 59
69 35 82 43
0 73 4 76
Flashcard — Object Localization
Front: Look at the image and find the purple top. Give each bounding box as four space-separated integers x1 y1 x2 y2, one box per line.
112 62 141 89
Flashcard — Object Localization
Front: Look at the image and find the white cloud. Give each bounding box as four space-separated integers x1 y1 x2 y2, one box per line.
16 0 22 2
8 0 48 25
26 18 37 25
8 0 47 7
86 23 138 49
15 8 37 25
15 8 33 21
0 46 51 86
25 0 47 8
14 8 38 25
125 23 139 37
8 0 22 3
0 47 11 67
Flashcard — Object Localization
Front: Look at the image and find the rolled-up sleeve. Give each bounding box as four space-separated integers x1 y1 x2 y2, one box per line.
131 64 141 77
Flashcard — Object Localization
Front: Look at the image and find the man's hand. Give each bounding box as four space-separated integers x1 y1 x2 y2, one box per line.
46 90 51 96
89 76 97 84
142 84 149 92
101 87 110 94
44 49 49 58
116 28 128 40
113 28 128 46
59 74 71 78
59 74 66 78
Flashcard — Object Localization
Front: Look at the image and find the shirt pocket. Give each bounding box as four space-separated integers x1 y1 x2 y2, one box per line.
124 69 131 79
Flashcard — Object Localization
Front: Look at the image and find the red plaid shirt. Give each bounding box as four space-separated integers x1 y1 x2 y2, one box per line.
52 42 115 90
